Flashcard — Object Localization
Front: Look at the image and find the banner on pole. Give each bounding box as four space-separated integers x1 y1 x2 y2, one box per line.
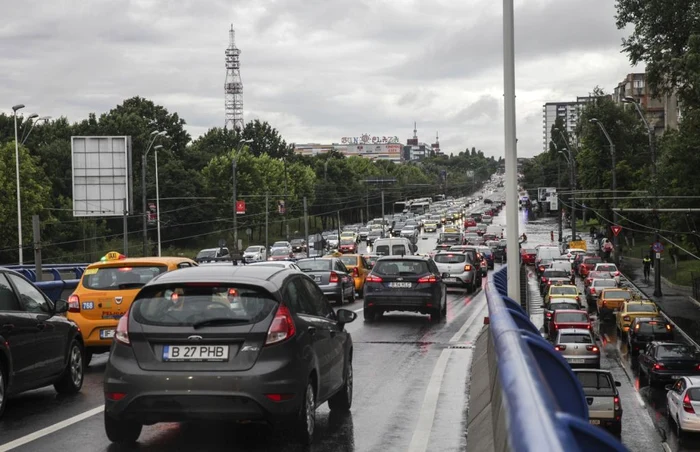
236 200 246 214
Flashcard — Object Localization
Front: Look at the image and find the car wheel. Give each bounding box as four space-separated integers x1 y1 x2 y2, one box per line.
677 416 684 441
441 296 447 317
348 287 356 304
296 382 316 445
328 360 353 412
363 308 375 322
0 361 7 419
639 369 648 388
55 339 84 394
431 308 441 323
104 411 142 444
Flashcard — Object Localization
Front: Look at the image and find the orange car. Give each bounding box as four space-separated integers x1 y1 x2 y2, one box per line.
68 252 197 364
334 254 372 293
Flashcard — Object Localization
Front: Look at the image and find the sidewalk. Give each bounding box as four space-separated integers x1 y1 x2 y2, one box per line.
621 261 700 344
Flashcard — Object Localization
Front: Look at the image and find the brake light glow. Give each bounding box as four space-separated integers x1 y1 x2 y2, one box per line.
555 344 566 351
418 275 438 283
546 312 552 318
541 277 546 282
105 392 127 401
265 393 295 402
684 393 696 413
265 304 296 346
575 296 580 302
586 345 599 353
115 312 130 346
329 272 339 283
366 274 383 283
352 267 359 277
590 288 596 294
117 267 133 272
464 264 473 271
614 396 620 411
68 294 80 313
653 363 666 370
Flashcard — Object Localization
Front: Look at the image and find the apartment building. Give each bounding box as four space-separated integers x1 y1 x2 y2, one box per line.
612 73 679 135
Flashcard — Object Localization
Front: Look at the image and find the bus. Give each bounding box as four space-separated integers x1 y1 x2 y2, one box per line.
393 201 408 215
409 201 430 215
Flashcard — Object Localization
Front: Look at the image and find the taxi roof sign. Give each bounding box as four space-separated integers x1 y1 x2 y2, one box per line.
101 251 126 262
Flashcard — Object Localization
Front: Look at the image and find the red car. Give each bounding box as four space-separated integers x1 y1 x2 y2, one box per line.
339 240 357 253
520 248 537 265
579 256 603 278
464 218 477 228
549 309 592 338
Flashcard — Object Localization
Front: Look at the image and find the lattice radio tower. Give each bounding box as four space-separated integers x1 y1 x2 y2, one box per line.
225 24 244 130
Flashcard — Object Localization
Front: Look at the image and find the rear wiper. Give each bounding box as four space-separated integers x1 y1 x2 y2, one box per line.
192 318 250 329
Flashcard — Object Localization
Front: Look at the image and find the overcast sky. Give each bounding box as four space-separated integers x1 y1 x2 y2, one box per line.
1 0 640 158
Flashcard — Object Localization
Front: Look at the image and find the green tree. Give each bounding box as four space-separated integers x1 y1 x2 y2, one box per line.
242 120 291 159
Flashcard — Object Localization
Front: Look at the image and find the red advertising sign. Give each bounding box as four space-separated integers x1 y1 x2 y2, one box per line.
235 200 245 215
611 225 622 237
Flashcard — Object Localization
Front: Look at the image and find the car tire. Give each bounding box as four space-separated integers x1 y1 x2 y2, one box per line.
296 382 316 445
639 369 648 388
348 287 356 304
104 412 142 444
84 350 93 367
0 361 7 419
363 308 375 322
441 297 447 317
54 340 84 394
431 307 442 323
328 360 353 412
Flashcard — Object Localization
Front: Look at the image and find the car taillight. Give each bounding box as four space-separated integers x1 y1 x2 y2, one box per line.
653 363 666 370
418 275 438 283
575 296 580 301
585 323 591 329
623 316 630 321
614 396 620 411
464 264 472 271
265 304 296 346
329 272 339 283
555 344 566 351
684 393 696 413
366 274 383 283
590 288 596 294
586 345 599 353
546 312 552 318
696 364 700 371
602 300 607 306
68 294 80 313
541 277 546 282
352 267 359 277
547 281 552 285
115 312 130 346
539 266 545 272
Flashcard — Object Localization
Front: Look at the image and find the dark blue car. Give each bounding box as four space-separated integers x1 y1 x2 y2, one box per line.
478 247 495 269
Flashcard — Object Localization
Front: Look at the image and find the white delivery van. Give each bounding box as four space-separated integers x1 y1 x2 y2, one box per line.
372 237 416 256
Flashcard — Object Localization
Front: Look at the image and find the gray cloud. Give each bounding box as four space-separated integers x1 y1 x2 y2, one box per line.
0 0 635 159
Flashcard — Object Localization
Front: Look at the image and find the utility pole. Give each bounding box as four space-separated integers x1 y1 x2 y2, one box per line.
654 232 663 297
265 192 269 253
337 210 341 246
33 215 42 282
611 142 618 265
570 157 577 241
303 197 309 254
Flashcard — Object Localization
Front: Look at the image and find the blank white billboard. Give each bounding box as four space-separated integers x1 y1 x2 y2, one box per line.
71 136 133 217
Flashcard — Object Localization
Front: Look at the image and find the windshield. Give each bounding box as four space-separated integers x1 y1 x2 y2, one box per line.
373 260 428 276
550 286 578 295
272 242 288 247
555 312 588 322
297 259 332 271
271 249 289 256
339 256 357 267
593 279 617 288
597 265 617 271
550 303 579 311
627 304 657 313
82 265 168 291
657 344 693 358
604 290 632 300
290 239 304 245
132 284 277 327
340 239 355 245
523 249 536 254
328 235 338 241
369 230 382 237
544 270 570 278
196 250 216 258
576 372 616 396
637 321 670 334
375 244 407 256
434 253 466 264
559 333 592 344
244 247 260 253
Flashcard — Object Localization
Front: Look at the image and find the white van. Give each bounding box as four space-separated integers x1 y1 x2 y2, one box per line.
535 246 561 267
372 237 416 256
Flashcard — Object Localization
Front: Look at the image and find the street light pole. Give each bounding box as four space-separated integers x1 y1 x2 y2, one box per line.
141 131 167 256
154 145 163 257
554 128 577 240
590 119 618 264
12 104 25 265
232 139 253 254
21 116 51 146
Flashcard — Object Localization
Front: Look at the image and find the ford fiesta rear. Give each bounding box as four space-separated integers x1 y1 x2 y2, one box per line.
104 282 306 442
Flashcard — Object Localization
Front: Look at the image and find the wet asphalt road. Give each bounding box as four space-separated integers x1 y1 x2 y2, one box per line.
0 201 498 452
524 211 700 452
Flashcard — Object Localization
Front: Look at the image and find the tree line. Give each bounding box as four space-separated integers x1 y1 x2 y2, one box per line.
0 96 499 264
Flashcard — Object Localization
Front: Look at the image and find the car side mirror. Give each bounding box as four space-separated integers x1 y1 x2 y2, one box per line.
54 299 69 314
664 384 672 391
336 308 357 325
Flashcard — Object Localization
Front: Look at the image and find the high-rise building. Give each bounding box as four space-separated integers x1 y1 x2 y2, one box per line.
542 101 583 153
224 25 244 130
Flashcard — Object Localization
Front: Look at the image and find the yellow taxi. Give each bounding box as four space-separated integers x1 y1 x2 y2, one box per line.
333 254 372 292
615 298 659 334
68 251 197 364
596 287 633 319
340 231 358 243
424 221 439 233
544 283 581 306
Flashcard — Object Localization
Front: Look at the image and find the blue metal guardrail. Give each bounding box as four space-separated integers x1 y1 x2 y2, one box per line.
489 266 628 452
1 264 87 302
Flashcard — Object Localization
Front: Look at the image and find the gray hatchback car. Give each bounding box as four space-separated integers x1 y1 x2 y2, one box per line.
103 265 357 446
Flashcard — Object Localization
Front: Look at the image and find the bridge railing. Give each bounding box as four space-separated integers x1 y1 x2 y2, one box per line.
488 266 628 452
1 264 87 302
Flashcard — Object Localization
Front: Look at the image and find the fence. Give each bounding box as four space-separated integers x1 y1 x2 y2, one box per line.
487 265 627 451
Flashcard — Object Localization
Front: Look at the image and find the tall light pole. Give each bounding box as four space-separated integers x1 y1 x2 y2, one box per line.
622 96 656 183
12 104 26 264
232 139 253 254
21 116 51 145
590 118 617 264
153 145 163 257
142 130 167 256
554 127 577 240
19 113 38 145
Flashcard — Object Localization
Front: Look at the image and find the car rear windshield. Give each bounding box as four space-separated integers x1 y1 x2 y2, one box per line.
596 265 617 271
196 250 217 259
575 372 616 396
584 258 603 264
271 249 289 256
637 321 670 334
550 303 579 311
373 260 429 276
441 233 461 240
369 230 382 237
272 242 288 247
560 333 592 344
544 270 570 278
556 312 588 322
132 284 278 327
593 279 617 288
524 249 536 254
434 254 466 264
604 290 631 300
244 247 260 253
688 388 700 401
339 256 357 267
82 265 168 291
627 304 657 313
375 245 407 256
657 344 693 358
297 259 332 271
550 286 577 295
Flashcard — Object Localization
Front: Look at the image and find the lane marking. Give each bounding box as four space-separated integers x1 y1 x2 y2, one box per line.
406 348 452 452
636 392 646 408
353 307 364 313
449 301 487 343
0 405 104 451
